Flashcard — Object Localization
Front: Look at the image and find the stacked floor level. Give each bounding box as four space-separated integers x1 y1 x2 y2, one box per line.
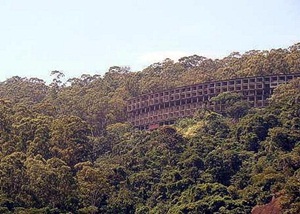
127 73 300 129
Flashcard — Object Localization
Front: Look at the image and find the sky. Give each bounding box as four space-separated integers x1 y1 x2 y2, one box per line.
0 0 299 82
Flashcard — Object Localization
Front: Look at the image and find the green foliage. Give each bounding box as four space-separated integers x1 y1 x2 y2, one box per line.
0 43 300 212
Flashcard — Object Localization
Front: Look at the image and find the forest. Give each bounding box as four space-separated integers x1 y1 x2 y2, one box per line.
0 43 300 213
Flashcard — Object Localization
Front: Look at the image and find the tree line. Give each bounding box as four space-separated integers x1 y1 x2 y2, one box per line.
0 43 299 213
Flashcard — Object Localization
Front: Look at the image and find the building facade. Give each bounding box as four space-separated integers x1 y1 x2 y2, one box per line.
127 73 300 129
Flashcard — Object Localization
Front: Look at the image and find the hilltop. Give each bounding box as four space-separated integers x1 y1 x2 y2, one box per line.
0 43 300 213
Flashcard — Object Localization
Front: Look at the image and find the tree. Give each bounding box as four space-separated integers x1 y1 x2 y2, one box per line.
24 156 76 210
75 162 111 212
0 152 27 206
50 116 92 166
210 92 250 119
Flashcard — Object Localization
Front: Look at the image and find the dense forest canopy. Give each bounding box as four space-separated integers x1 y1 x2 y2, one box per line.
0 43 300 213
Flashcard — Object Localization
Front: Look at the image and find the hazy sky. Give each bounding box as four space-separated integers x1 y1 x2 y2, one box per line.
0 0 299 82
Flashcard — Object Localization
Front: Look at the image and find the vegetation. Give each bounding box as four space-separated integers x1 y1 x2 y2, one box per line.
0 43 300 213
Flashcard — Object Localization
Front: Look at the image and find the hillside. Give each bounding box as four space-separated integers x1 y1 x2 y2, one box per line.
0 43 300 213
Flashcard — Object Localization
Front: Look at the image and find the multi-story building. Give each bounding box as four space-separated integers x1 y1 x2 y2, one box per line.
127 73 300 129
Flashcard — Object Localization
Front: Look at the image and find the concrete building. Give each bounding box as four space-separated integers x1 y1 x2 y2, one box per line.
127 73 300 129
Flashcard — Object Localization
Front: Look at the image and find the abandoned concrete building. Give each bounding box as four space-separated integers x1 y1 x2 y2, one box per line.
127 73 300 129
